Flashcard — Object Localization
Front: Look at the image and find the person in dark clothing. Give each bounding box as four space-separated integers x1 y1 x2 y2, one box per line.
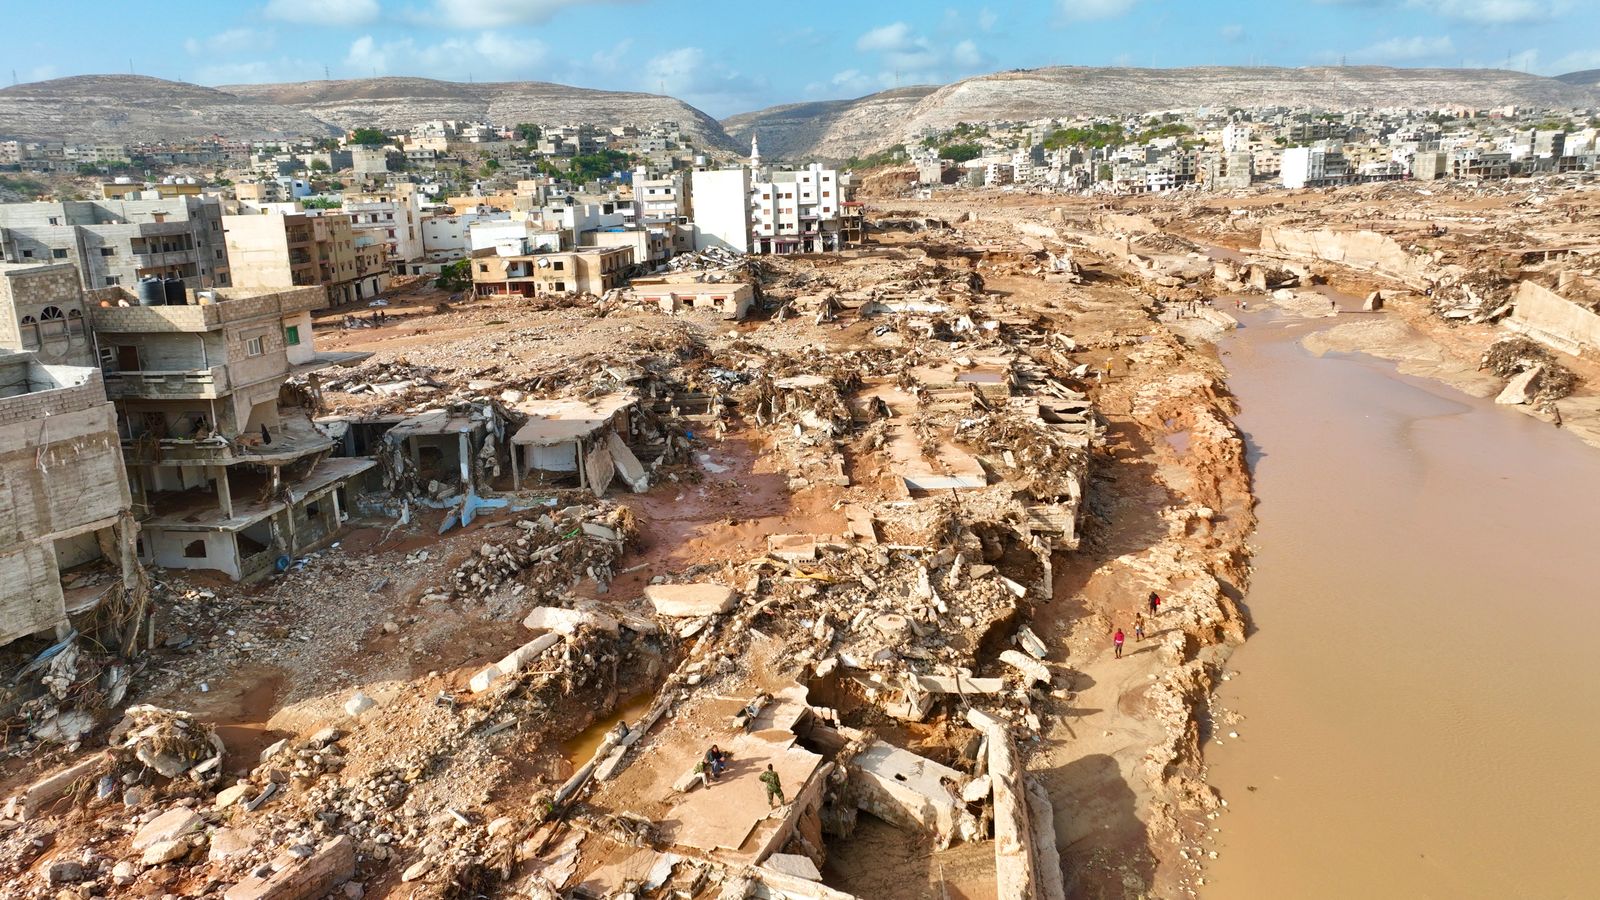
1148 592 1162 616
1114 628 1126 659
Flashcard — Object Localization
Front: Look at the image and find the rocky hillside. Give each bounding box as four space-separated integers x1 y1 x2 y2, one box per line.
722 87 939 161
1556 69 1600 87
0 75 339 142
224 78 739 151
729 66 1600 160
0 75 737 150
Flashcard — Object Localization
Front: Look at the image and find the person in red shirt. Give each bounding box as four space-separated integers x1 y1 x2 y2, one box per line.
1113 628 1126 659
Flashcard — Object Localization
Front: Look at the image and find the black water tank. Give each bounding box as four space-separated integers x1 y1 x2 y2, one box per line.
162 277 186 306
136 277 163 306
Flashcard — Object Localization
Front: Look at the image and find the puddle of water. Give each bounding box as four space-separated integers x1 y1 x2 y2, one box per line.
1163 430 1192 455
1203 313 1600 897
560 691 656 766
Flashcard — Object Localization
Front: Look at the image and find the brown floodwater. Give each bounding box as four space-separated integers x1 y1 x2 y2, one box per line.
1202 308 1600 898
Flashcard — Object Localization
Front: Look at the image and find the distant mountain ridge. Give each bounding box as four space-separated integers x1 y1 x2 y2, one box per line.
0 75 738 151
1 67 1594 162
727 66 1600 160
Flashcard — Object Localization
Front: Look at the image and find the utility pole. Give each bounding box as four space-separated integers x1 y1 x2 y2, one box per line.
324 64 330 80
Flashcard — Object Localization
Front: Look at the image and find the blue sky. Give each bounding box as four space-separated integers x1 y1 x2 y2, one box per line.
7 1 1600 117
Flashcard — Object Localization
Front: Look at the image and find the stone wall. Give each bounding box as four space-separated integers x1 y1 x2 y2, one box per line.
1507 280 1600 357
1258 226 1437 287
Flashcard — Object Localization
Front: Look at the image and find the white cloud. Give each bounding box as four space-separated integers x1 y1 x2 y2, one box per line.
856 22 914 53
1414 0 1556 24
1347 34 1456 63
952 40 985 69
642 46 767 116
1056 0 1137 22
1315 0 1565 24
265 0 379 26
427 0 640 28
1549 48 1600 73
1219 23 1245 41
978 7 999 31
185 28 273 56
196 57 320 85
344 32 546 79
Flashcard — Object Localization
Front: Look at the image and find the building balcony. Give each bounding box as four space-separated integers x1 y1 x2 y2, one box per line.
103 365 232 400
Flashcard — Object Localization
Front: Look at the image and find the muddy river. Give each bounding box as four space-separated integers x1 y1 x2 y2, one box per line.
1202 308 1600 898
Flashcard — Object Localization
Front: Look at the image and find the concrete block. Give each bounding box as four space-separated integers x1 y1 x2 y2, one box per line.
21 752 108 820
223 835 355 900
644 583 736 617
522 606 619 636
132 808 203 851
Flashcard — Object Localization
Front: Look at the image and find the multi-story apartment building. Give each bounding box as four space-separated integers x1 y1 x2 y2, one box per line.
343 183 424 274
631 167 693 253
223 208 389 307
87 283 373 581
1281 146 1350 189
0 197 230 290
690 168 753 254
470 245 633 297
749 164 847 255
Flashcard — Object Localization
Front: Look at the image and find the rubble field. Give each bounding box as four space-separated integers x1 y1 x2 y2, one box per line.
0 203 1264 899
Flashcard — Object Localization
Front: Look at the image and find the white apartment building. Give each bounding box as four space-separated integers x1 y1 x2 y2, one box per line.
1280 146 1349 189
343 183 424 274
749 163 844 255
632 167 692 253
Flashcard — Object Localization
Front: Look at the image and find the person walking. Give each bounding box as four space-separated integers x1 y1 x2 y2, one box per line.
1114 627 1126 659
760 764 785 808
1148 591 1162 616
1134 614 1145 642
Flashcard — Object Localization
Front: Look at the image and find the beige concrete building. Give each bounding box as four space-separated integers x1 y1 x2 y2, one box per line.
343 183 424 274
0 350 136 647
87 284 372 580
0 263 96 367
223 209 389 307
470 246 633 298
630 271 754 320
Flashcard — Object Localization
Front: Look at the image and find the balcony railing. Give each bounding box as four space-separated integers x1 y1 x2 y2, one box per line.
103 365 231 400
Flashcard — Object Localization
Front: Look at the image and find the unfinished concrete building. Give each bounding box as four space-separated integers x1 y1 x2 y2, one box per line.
470 245 633 297
222 209 389 308
0 350 137 647
0 263 97 367
0 197 230 290
87 285 372 580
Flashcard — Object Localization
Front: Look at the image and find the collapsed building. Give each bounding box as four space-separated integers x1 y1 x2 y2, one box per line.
86 283 373 580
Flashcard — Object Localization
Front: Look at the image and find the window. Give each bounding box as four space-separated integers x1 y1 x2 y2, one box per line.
104 275 121 287
553 261 564 271
478 263 489 273
47 216 60 225
245 336 265 357
67 309 84 334
183 539 207 559
822 191 831 198
18 315 39 350
284 325 301 346
20 249 31 258
553 281 566 292
100 247 115 256
51 248 67 259
216 249 224 259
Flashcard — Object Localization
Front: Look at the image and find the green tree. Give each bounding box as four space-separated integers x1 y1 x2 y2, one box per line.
436 259 472 293
301 196 341 209
1096 164 1113 182
309 158 330 173
514 123 541 144
480 159 501 177
350 128 387 147
939 143 983 163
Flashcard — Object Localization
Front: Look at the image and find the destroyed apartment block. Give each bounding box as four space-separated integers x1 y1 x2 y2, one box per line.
511 390 650 494
87 283 373 580
631 269 757 321
0 351 141 649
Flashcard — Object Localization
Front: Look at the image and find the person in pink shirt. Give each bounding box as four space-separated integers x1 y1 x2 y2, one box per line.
1113 628 1126 659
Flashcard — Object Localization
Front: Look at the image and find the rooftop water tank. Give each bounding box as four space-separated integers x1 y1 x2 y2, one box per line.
136 277 163 307
162 277 186 306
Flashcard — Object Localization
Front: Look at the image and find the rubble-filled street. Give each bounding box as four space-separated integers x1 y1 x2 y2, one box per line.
0 200 1264 899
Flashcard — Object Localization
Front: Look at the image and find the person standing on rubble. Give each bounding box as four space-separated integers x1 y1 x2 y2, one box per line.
761 764 785 808
1114 627 1126 659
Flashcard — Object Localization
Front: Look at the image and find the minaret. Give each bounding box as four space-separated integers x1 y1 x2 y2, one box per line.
750 132 761 170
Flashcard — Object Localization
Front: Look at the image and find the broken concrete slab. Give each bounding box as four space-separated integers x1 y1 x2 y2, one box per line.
470 633 563 693
847 740 975 847
209 826 258 863
522 607 619 636
913 674 1005 694
1495 365 1543 405
766 534 818 562
762 852 823 882
999 649 1052 687
644 583 737 617
21 752 108 820
131 808 203 851
223 835 356 900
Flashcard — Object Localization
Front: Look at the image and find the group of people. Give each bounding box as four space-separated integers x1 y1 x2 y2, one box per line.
1113 592 1164 660
1170 298 1213 319
692 745 787 808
